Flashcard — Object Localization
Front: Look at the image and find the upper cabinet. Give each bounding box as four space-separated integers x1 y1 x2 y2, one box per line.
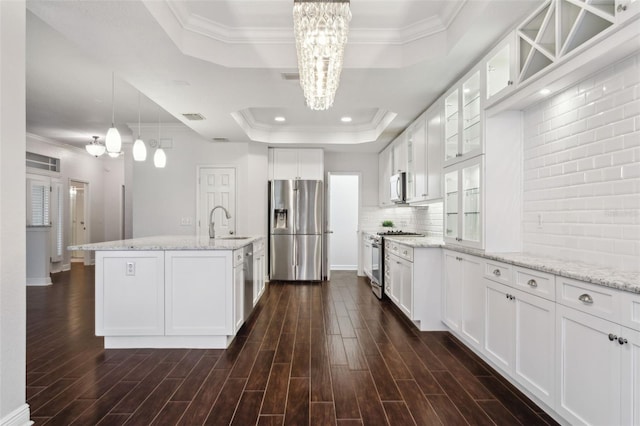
485 33 516 103
407 101 443 204
269 148 324 181
392 131 408 174
378 145 393 207
444 156 483 249
444 67 484 167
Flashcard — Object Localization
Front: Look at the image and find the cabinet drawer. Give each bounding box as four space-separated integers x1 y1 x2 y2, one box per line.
620 291 640 332
513 267 555 301
556 277 620 323
484 260 511 285
397 244 413 262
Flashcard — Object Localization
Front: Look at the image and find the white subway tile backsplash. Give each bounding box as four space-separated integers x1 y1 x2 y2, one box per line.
523 53 640 273
359 202 444 237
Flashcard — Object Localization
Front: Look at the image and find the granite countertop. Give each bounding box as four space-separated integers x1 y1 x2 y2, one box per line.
380 236 639 294
68 235 263 251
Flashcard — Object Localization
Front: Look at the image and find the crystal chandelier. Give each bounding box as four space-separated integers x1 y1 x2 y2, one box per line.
293 0 351 110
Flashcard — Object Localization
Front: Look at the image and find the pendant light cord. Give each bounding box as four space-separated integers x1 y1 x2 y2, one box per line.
111 72 116 126
137 92 141 138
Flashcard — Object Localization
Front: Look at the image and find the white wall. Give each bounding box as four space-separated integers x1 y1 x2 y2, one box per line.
0 1 29 423
26 134 125 269
131 125 269 239
324 151 378 207
522 53 640 272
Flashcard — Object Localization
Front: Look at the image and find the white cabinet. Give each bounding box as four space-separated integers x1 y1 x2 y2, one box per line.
485 33 515 103
362 234 373 279
444 156 483 249
442 250 483 350
385 241 444 331
233 249 244 333
484 279 556 407
253 239 266 306
165 251 233 335
269 148 324 180
443 68 484 166
378 145 393 207
96 251 165 336
392 131 408 174
556 305 622 425
407 103 443 204
556 283 640 426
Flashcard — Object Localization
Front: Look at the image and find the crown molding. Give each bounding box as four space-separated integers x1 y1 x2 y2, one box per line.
143 0 468 68
231 107 397 145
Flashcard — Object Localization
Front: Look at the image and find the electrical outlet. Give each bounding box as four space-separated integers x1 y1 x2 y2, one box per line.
180 217 192 226
126 262 135 276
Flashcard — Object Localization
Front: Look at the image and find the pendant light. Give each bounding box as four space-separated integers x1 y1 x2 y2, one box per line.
105 72 122 154
85 136 106 157
132 92 147 161
153 108 166 168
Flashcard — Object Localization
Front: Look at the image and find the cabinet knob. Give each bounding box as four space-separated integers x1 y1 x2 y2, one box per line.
618 337 628 345
527 279 538 288
403 250 408 255
617 4 627 11
578 293 594 304
507 80 514 86
608 333 618 341
493 269 501 277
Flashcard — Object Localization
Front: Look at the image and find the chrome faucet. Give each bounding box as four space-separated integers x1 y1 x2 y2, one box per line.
209 205 232 238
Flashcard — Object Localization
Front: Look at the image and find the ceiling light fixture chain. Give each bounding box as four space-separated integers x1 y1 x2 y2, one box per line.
293 0 351 111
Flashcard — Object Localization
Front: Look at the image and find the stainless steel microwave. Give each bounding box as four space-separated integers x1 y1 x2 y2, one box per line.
389 172 407 203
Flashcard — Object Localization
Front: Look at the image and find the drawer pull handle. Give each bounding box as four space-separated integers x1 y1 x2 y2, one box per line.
618 337 628 345
493 269 501 277
609 333 617 341
578 293 593 304
403 250 408 255
527 279 538 288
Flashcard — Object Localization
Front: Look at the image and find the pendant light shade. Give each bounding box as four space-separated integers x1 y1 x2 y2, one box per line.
85 136 106 157
105 72 122 153
105 127 121 153
133 138 147 161
154 107 166 168
153 148 166 168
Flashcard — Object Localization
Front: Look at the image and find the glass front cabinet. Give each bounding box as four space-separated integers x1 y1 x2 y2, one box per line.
444 67 484 167
444 156 483 249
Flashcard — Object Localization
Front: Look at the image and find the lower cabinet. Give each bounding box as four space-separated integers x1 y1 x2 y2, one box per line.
233 249 244 333
96 251 165 336
363 235 373 279
556 305 640 425
253 239 266 306
484 279 556 407
165 251 233 335
385 241 443 331
442 250 484 350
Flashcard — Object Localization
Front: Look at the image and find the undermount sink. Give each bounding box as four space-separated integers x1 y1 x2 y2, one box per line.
217 236 250 240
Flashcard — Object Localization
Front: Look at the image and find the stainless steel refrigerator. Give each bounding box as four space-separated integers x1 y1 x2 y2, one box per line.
269 180 323 281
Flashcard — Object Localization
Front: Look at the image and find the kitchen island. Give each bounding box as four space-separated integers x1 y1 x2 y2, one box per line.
69 235 266 349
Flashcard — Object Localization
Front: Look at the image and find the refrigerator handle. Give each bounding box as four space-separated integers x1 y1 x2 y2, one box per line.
293 236 297 266
294 180 299 233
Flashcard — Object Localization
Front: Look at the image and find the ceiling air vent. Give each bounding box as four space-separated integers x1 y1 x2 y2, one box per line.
182 113 206 121
212 137 229 142
281 73 300 81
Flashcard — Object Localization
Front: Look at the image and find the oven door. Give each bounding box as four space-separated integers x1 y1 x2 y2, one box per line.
371 240 382 299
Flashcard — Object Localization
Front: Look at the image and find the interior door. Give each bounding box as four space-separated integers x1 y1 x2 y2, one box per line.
198 167 236 237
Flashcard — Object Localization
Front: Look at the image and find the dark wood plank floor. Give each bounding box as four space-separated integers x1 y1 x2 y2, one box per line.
26 264 558 425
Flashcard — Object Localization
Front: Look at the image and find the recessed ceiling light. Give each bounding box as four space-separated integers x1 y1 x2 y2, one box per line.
341 116 352 123
540 88 551 96
274 116 286 122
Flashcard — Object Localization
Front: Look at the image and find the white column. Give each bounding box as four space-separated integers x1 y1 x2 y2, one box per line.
0 1 29 424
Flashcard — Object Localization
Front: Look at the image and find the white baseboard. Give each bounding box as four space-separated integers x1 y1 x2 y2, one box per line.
0 404 32 426
329 265 357 271
62 263 71 271
25 277 52 286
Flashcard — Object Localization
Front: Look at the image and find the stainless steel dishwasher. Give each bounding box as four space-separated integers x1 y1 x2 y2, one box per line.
243 244 254 322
